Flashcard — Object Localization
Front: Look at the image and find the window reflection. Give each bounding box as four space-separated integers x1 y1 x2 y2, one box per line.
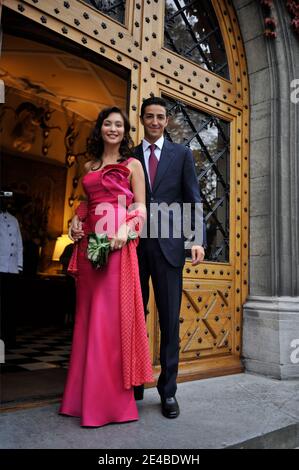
163 96 230 262
164 0 229 79
82 0 126 24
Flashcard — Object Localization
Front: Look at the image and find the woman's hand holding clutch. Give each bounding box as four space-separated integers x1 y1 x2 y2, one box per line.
87 228 137 269
69 215 85 242
110 223 130 251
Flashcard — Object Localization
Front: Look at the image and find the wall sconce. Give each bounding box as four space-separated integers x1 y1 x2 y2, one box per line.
68 196 75 207
67 153 76 167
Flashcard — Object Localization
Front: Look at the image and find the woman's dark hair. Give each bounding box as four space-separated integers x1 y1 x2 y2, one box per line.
87 107 134 167
140 97 168 118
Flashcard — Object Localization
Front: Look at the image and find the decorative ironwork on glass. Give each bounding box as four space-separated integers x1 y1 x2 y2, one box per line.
163 95 230 262
164 0 229 79
82 0 126 24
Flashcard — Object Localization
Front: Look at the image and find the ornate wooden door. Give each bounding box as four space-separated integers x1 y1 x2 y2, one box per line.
2 0 249 381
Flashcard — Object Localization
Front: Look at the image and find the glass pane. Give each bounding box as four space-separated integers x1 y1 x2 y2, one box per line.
82 0 126 24
163 95 230 262
164 0 229 79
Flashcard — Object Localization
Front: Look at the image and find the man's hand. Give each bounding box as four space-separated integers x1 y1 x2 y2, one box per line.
191 245 205 266
68 215 85 242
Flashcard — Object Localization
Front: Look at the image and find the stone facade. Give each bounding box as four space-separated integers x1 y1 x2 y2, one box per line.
233 0 299 379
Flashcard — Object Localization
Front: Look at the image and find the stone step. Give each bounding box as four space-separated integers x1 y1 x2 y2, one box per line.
227 423 299 449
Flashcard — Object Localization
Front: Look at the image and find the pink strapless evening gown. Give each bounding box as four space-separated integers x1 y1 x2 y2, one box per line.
59 158 151 427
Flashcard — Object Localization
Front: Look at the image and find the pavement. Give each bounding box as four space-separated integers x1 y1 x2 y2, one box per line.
0 372 299 449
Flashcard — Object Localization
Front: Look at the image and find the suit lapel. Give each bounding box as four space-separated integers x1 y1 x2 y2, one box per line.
152 139 174 193
134 143 151 195
134 140 175 194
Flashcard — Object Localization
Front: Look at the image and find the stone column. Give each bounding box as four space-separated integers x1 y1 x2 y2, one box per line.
233 0 299 379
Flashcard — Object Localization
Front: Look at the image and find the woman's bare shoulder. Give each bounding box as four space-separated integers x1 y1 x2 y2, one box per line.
127 158 143 179
83 160 93 174
129 158 143 171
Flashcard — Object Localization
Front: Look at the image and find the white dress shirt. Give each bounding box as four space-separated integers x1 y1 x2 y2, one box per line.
0 211 23 273
142 135 164 187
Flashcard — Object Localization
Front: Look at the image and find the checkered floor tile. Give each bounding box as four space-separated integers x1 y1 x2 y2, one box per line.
1 326 73 373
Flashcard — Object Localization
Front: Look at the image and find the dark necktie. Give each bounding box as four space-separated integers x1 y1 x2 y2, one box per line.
148 144 158 188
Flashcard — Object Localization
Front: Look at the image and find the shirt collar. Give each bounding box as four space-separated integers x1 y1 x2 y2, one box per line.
142 135 164 153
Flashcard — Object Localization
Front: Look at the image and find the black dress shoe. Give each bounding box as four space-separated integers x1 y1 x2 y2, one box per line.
134 385 144 401
161 396 180 419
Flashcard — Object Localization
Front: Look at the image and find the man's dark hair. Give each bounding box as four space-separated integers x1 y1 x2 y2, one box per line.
140 97 168 118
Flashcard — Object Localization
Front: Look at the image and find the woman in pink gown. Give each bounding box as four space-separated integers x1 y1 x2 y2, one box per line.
59 107 153 427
